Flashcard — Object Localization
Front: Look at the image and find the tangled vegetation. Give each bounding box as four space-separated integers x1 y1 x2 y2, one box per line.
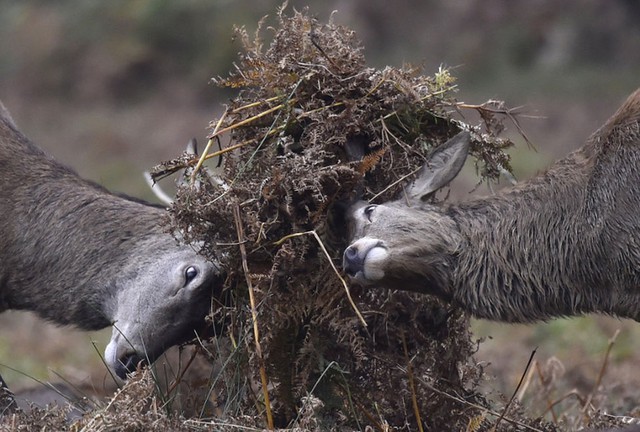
155 5 530 431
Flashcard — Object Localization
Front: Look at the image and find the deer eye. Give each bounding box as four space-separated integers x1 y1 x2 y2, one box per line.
184 266 198 285
363 204 376 221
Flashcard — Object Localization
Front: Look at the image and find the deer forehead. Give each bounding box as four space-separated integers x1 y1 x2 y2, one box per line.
353 203 442 237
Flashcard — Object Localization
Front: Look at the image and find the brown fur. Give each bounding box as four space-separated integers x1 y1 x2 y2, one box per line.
344 89 640 323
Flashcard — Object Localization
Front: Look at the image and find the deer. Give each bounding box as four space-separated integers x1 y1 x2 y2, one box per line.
343 88 640 323
0 99 223 385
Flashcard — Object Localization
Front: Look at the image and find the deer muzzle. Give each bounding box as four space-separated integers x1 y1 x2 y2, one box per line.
343 237 389 283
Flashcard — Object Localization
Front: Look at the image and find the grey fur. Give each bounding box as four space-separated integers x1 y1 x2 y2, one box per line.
0 100 222 379
344 89 640 323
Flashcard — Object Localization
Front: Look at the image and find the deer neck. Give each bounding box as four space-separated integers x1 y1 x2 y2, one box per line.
447 156 608 322
2 185 165 330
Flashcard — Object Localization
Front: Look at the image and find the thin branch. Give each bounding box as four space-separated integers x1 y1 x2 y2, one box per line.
579 329 620 425
515 359 537 402
413 374 545 432
207 100 296 140
369 166 421 202
401 332 424 432
165 345 200 395
457 101 537 148
491 347 537 432
534 361 559 424
230 95 284 114
543 389 587 416
233 205 274 429
273 230 367 327
191 110 229 184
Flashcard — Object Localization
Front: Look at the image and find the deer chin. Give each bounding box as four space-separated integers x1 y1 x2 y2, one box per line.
343 237 389 283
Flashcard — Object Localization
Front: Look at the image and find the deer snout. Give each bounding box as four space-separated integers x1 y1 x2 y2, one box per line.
343 237 389 283
105 340 148 380
105 326 151 380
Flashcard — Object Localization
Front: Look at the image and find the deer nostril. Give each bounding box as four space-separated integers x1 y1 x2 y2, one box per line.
344 245 358 261
115 354 147 379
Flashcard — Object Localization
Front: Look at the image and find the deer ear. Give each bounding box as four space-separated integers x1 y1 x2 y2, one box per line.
185 138 198 155
407 131 471 201
0 99 18 130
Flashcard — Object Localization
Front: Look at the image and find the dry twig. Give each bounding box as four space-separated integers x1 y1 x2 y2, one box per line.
491 348 537 432
233 205 274 430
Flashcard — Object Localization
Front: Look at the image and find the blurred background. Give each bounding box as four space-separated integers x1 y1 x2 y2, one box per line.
0 0 639 417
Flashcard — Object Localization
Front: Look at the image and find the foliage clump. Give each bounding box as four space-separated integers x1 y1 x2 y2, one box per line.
154 5 544 431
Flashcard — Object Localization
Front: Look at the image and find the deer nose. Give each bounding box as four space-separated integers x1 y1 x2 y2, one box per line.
344 244 358 261
114 353 147 380
343 245 364 276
